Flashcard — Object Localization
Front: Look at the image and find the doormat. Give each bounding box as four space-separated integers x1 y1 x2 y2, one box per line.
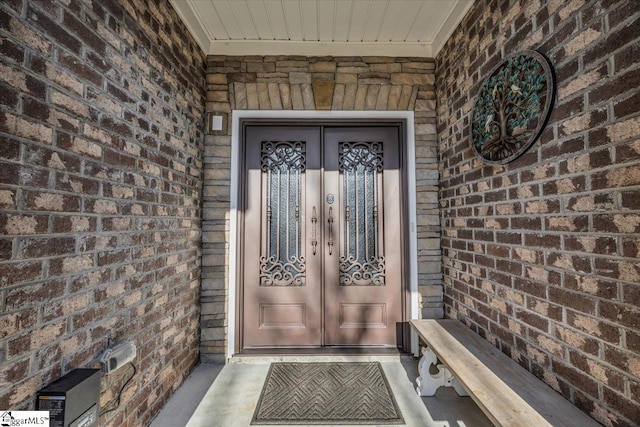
251 362 404 425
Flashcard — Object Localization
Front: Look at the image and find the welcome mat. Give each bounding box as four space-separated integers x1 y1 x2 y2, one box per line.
251 362 404 425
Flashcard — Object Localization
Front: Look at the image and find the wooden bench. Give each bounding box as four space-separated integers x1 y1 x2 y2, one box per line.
410 319 600 427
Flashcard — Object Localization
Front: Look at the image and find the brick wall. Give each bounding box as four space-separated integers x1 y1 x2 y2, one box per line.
0 0 205 425
436 0 639 425
201 56 441 360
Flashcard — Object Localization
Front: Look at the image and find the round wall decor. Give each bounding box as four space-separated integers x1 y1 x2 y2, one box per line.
471 50 555 164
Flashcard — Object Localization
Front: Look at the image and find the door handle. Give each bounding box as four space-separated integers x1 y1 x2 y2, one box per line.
327 207 334 255
311 206 318 255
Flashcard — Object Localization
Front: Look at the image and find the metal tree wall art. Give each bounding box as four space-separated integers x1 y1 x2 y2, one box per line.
471 50 555 164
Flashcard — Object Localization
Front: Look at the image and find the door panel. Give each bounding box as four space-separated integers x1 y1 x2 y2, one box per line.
339 303 387 328
242 124 403 349
323 127 403 346
243 126 322 347
259 303 306 328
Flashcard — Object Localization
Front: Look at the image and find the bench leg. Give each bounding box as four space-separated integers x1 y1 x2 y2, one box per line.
416 346 469 397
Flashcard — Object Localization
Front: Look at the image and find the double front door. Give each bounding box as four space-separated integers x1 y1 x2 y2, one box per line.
241 125 404 349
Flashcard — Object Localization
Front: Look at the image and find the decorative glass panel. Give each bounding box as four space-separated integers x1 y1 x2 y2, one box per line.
260 141 306 286
339 142 385 286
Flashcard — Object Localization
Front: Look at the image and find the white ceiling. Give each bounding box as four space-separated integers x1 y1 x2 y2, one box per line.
170 0 474 57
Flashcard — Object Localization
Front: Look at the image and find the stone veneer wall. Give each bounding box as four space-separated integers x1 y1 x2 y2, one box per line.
0 0 205 425
436 0 639 425
202 56 440 361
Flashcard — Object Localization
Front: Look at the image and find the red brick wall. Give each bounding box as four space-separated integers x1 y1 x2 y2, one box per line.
0 0 205 425
436 0 639 425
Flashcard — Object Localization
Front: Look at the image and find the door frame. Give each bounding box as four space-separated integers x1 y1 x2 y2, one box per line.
228 111 420 358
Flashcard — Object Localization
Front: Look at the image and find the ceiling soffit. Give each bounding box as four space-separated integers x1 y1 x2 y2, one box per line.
170 0 474 57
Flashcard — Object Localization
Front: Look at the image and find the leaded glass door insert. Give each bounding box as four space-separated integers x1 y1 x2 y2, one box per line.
242 125 403 350
259 141 306 286
339 141 386 286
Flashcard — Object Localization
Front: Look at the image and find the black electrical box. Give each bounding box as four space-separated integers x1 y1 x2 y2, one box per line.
36 369 100 427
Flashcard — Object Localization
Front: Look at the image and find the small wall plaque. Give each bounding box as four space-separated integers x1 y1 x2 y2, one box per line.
207 112 228 135
471 50 555 164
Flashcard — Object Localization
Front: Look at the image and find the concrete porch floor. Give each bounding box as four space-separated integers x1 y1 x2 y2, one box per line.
150 355 493 427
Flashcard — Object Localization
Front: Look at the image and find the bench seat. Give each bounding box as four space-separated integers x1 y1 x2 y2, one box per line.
410 319 600 427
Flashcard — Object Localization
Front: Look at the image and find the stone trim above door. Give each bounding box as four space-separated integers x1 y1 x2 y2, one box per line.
201 56 441 362
207 56 435 112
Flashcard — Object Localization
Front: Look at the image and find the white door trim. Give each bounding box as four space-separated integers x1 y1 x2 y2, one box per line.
227 110 419 359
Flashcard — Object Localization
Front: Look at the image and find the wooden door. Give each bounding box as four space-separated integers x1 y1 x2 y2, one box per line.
241 124 403 349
